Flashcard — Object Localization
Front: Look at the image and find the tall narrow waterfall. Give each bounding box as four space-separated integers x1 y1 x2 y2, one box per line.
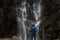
16 0 27 40
21 1 27 40
33 1 41 40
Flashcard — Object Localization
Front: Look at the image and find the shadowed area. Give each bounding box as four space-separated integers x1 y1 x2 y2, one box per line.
0 0 18 38
40 0 60 40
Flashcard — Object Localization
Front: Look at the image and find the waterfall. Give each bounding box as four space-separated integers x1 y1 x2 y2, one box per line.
16 0 42 40
33 2 41 28
33 1 41 40
17 0 27 40
20 1 27 40
33 3 41 21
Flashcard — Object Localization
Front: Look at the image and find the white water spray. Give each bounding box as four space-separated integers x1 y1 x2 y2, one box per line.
21 1 27 40
33 1 41 40
17 1 27 40
33 3 41 21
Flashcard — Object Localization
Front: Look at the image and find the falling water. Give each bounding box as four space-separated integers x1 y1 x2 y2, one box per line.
16 0 27 40
33 3 41 21
33 2 41 30
16 0 42 40
33 1 41 40
20 1 27 40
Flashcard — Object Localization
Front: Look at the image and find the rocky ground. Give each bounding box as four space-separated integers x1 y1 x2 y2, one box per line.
0 36 18 40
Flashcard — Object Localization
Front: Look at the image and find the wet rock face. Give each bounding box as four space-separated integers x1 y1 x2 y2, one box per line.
0 0 18 38
41 0 60 40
